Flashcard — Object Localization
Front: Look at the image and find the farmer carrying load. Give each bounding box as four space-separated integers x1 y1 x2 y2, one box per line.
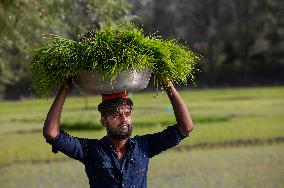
33 25 197 188
43 79 193 188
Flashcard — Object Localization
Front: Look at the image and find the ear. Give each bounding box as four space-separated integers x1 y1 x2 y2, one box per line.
100 115 107 127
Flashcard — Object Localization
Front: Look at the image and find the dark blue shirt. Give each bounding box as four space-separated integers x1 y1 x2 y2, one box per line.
48 125 187 188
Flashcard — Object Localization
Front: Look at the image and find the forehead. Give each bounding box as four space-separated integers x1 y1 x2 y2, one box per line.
106 105 131 118
116 104 131 112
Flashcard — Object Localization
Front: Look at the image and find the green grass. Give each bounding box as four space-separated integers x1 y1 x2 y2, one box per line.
0 144 283 188
0 86 283 187
148 143 284 188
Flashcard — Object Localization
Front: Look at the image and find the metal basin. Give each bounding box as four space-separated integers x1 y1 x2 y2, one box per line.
73 68 152 95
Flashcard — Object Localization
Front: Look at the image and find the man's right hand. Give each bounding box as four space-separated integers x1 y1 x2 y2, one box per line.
43 78 73 140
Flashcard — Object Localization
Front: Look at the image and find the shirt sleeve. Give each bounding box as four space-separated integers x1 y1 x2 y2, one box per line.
46 130 89 162
137 125 188 158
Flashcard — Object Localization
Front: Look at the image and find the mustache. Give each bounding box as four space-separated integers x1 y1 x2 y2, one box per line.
118 123 131 129
106 122 132 140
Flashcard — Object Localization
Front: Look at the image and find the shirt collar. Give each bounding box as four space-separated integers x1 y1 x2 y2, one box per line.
100 136 136 150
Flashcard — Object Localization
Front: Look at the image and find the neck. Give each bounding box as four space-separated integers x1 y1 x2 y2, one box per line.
107 136 128 151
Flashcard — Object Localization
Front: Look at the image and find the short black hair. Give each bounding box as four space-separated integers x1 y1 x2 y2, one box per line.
98 97 133 117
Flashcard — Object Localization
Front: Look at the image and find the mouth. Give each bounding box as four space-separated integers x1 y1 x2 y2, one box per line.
121 124 129 129
107 123 132 139
118 123 131 131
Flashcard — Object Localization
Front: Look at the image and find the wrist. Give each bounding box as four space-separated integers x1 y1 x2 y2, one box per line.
62 80 73 92
163 82 174 92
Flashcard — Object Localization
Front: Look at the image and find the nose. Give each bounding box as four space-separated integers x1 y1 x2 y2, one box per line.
120 113 127 122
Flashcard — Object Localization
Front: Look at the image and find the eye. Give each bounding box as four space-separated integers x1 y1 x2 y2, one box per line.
125 112 131 117
111 113 119 118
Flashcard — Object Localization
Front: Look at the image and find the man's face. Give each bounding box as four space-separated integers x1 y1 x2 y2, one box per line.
101 104 132 140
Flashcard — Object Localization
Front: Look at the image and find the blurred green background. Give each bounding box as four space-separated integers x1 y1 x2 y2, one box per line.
0 0 283 188
0 87 283 187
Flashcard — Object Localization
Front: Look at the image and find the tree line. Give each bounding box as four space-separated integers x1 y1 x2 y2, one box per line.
0 0 131 99
0 0 283 99
135 0 284 87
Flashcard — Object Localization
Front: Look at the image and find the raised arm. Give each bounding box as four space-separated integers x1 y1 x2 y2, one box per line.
43 81 72 140
164 82 194 136
43 81 88 161
137 83 194 158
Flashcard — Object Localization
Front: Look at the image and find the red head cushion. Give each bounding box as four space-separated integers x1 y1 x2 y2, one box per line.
102 91 128 102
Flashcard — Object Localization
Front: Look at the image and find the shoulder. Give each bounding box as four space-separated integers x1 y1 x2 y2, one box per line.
78 137 101 148
58 130 102 150
133 125 185 139
132 125 188 146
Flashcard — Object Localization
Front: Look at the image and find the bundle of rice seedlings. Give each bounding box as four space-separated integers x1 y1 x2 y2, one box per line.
30 24 199 97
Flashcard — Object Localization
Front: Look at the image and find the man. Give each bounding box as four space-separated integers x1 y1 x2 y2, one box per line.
43 80 194 188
